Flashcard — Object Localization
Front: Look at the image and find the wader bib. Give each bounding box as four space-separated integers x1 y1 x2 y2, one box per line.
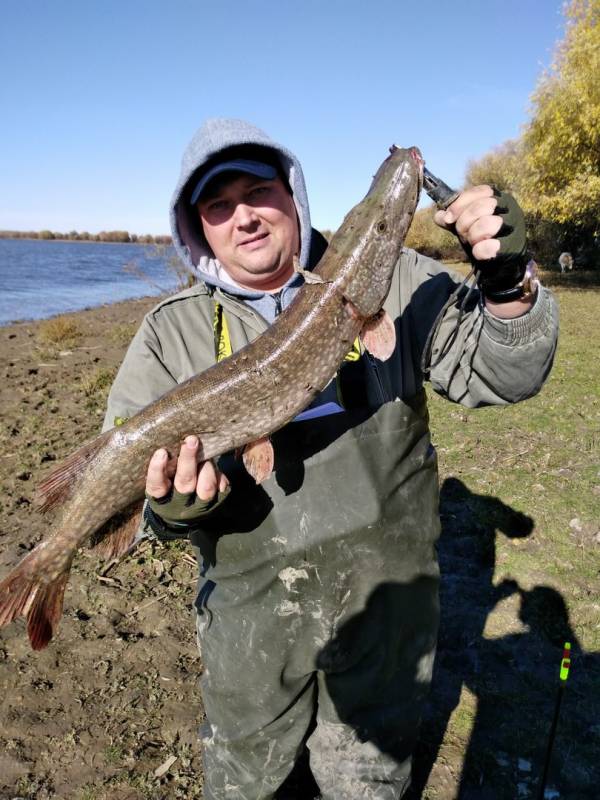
192 380 440 799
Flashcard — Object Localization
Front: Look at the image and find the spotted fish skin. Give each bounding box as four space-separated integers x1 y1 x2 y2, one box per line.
0 146 423 649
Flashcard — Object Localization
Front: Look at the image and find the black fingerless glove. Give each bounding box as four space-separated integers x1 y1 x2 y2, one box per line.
473 190 529 303
144 486 230 540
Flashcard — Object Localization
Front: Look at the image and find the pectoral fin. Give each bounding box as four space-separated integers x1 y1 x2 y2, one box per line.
360 310 396 361
242 437 274 484
293 256 330 285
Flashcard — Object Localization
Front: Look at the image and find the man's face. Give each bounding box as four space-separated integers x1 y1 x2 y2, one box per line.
197 173 300 292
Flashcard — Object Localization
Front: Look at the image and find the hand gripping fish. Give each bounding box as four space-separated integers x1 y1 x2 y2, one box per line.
0 146 423 649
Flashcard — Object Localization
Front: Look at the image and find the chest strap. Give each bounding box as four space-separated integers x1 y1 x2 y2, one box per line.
212 301 361 364
213 301 233 363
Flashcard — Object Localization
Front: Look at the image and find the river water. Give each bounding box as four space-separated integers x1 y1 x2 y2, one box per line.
0 239 182 326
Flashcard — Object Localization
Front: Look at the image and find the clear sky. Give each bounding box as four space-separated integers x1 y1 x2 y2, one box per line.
0 0 566 236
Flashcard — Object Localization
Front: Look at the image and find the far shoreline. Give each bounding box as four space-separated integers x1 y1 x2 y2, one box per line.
0 292 168 330
0 237 172 247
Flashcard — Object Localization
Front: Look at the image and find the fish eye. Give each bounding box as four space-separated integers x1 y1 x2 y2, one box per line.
377 220 387 233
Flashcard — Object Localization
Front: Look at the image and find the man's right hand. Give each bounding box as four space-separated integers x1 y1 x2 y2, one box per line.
145 435 230 524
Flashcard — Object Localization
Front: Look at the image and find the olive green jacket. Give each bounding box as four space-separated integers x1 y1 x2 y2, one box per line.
104 248 558 432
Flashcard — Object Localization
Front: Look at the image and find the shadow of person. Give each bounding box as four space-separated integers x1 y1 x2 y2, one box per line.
409 476 534 797
452 583 599 799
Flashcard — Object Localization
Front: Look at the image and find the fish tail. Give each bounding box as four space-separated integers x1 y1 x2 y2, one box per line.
0 553 70 650
35 429 113 513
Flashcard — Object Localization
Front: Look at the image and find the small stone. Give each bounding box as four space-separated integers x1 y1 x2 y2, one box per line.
569 517 582 532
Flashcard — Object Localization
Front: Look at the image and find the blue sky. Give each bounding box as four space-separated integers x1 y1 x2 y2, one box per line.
0 0 567 235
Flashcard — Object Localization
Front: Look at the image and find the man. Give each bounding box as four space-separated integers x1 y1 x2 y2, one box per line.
104 118 558 799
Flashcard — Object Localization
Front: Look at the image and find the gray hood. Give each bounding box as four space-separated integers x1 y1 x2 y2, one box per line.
170 118 313 278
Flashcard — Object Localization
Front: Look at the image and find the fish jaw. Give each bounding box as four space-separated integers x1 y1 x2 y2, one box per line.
317 146 422 319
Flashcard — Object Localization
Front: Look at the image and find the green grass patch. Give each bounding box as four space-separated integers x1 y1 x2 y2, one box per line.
81 366 118 400
428 286 600 653
109 322 138 346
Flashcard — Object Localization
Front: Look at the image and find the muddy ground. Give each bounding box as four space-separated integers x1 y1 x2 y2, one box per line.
0 282 598 799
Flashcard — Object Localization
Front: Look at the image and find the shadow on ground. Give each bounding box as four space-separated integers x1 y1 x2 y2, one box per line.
269 476 600 799
411 477 600 800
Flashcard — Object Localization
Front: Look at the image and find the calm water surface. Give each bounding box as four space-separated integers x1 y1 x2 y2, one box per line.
0 239 181 326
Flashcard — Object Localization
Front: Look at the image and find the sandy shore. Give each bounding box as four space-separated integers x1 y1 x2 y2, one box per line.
0 296 211 799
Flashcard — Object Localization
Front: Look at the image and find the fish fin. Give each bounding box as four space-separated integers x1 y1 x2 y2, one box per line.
35 430 113 513
91 500 144 560
293 256 330 285
0 552 70 650
360 310 396 361
242 437 274 484
27 572 69 650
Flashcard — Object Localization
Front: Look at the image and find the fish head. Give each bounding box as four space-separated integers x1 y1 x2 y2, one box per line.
326 145 423 317
366 145 424 228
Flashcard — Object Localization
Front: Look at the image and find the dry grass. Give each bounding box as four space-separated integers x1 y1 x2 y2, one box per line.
109 322 138 346
81 366 118 400
37 315 83 346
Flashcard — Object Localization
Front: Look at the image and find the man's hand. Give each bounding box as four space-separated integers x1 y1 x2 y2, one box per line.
433 184 503 260
434 185 534 318
145 435 230 525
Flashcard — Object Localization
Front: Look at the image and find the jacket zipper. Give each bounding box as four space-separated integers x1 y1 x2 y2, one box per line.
367 352 387 405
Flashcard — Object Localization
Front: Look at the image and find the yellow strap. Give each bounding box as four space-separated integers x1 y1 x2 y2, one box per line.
344 338 361 362
213 301 359 364
213 302 233 363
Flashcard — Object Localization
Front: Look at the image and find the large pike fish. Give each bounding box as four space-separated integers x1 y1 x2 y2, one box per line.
0 146 423 649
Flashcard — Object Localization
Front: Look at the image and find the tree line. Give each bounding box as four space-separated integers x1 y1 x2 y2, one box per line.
406 0 599 269
0 230 172 245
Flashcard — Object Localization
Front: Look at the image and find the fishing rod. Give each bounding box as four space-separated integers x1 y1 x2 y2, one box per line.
419 166 479 373
537 642 572 799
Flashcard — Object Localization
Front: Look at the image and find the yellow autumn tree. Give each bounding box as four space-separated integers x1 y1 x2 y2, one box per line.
465 139 523 193
520 0 600 229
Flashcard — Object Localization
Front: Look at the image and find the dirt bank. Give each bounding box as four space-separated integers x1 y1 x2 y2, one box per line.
0 298 206 799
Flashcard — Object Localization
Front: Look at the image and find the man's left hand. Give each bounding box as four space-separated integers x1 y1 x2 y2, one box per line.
433 184 505 260
433 185 534 319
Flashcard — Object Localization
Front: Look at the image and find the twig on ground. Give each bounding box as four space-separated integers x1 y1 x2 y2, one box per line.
127 592 168 618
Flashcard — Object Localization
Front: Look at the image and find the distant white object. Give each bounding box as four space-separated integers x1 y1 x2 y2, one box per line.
558 252 574 273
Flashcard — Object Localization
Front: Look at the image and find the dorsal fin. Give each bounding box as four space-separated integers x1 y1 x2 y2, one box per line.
35 429 113 513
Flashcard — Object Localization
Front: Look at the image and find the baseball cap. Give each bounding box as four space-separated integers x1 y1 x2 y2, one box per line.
190 159 278 205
